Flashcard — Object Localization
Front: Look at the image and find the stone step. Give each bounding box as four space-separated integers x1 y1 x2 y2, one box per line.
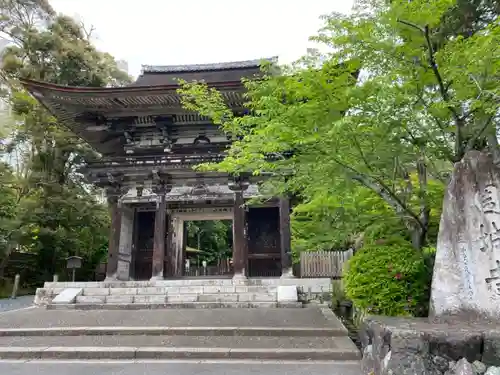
0 335 360 361
0 307 347 334
42 278 330 291
76 293 277 305
0 334 353 348
0 346 360 361
48 301 303 310
82 285 277 296
0 326 346 337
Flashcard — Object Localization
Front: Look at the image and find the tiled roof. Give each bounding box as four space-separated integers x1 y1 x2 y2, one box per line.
141 57 277 74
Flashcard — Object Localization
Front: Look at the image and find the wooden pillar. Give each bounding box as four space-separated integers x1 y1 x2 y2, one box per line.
279 197 294 278
229 179 249 279
117 205 134 281
105 186 123 280
168 216 184 278
151 183 168 280
165 214 174 278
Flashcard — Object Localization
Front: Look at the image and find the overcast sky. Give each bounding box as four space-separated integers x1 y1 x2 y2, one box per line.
49 0 354 78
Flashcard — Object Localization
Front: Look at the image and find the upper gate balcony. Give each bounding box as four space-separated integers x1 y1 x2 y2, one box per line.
19 58 276 158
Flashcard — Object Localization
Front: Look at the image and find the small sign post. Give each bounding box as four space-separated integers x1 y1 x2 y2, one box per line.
66 256 83 282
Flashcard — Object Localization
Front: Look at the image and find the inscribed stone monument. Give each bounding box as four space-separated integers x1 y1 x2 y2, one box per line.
431 150 500 320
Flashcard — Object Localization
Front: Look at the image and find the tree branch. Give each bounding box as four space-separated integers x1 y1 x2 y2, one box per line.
488 133 500 166
397 19 425 33
398 19 465 159
330 156 425 230
349 131 374 173
422 25 461 120
465 115 494 153
416 155 429 248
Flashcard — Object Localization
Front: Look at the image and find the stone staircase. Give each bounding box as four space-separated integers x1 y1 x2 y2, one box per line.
0 307 361 365
71 284 295 309
35 278 330 309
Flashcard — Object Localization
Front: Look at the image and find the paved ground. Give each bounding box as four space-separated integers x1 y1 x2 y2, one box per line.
0 307 336 328
0 361 362 375
0 296 33 313
0 334 352 348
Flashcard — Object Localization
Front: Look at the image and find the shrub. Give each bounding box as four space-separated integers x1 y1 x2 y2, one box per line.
344 242 431 317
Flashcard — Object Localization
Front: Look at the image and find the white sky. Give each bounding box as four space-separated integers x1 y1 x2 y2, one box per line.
49 0 354 78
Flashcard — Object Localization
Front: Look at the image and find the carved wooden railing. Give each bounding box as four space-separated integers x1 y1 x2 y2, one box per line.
86 153 226 169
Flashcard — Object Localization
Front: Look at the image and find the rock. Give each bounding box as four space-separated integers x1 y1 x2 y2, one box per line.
361 344 375 374
483 331 500 366
384 353 440 375
382 350 391 373
485 367 500 375
430 150 500 321
433 355 451 373
472 361 488 375
450 358 474 375
426 331 482 362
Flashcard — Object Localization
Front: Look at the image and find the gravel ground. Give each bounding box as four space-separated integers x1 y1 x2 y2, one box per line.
0 307 336 329
0 296 34 313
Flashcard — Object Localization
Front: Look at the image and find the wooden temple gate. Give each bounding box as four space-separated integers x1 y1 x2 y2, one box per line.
128 203 289 280
19 59 294 281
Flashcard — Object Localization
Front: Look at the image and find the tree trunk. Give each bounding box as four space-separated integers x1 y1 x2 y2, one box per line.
0 244 14 280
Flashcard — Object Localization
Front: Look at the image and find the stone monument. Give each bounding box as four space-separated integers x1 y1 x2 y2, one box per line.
360 151 500 375
430 150 500 320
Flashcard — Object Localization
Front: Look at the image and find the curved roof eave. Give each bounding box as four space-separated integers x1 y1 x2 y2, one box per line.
19 78 245 95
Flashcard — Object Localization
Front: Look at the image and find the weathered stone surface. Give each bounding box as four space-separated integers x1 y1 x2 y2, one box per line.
384 352 440 375
82 288 110 296
431 151 500 320
52 288 83 304
482 331 500 366
277 286 297 302
485 367 500 375
361 344 375 374
75 296 105 304
472 361 487 375
451 358 474 375
433 355 451 373
359 316 500 375
105 295 134 304
425 331 482 362
33 288 49 305
133 295 166 304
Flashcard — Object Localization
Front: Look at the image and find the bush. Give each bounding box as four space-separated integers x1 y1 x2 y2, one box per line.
344 242 431 317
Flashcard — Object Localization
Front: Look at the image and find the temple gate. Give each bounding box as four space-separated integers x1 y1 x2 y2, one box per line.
20 59 293 281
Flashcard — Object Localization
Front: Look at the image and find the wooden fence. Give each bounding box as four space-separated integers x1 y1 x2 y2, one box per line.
300 249 353 278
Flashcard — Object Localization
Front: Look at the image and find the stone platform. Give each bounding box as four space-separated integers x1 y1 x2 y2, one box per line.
360 315 500 375
0 306 360 362
34 278 331 309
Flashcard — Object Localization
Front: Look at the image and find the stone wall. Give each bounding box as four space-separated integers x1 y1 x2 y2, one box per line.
34 278 332 305
360 316 500 375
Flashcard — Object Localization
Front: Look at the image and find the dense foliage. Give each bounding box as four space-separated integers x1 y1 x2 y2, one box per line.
185 220 233 265
344 241 431 316
178 0 500 256
0 0 131 286
0 0 498 314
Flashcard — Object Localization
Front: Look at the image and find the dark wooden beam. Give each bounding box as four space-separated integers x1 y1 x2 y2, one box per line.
151 182 171 279
229 179 250 278
104 184 128 279
279 197 293 276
